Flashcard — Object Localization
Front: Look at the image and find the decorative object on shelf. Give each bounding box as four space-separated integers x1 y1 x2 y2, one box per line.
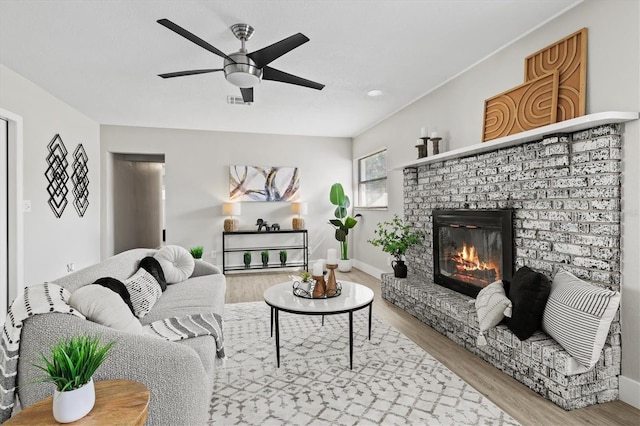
279 250 287 266
189 246 203 259
261 250 269 268
483 70 559 142
431 137 442 155
368 214 424 278
311 262 326 297
243 252 252 269
271 223 280 231
222 202 241 232
45 134 69 218
328 183 358 272
230 165 300 202
525 28 587 122
256 218 269 231
415 137 429 159
71 144 89 217
33 335 114 423
291 201 308 230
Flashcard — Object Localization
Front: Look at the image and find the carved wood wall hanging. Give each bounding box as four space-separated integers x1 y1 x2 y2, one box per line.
525 28 587 122
483 70 559 142
482 28 588 142
45 134 69 218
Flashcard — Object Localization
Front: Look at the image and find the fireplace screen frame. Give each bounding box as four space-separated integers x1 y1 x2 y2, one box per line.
432 209 513 298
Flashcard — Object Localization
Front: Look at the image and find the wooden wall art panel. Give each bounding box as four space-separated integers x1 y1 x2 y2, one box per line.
525 28 587 122
483 70 559 142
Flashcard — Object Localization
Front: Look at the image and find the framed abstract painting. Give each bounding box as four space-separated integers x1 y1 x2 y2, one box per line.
230 165 300 201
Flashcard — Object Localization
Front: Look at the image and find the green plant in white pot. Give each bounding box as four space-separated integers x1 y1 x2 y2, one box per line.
34 335 114 423
328 183 358 272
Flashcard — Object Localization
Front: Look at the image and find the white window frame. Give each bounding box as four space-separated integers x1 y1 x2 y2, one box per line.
354 148 388 210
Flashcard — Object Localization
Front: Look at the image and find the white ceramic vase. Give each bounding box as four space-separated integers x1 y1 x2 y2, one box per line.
53 378 95 423
337 259 352 272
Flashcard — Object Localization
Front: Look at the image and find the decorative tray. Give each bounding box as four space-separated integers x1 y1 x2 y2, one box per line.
292 280 342 299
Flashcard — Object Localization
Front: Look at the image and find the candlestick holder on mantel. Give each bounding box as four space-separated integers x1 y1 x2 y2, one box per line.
431 137 442 155
416 137 430 159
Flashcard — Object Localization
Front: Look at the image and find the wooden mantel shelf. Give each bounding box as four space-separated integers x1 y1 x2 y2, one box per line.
392 111 639 170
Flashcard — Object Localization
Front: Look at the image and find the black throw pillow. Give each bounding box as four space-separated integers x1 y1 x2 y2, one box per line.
93 277 136 315
504 266 551 341
139 256 167 292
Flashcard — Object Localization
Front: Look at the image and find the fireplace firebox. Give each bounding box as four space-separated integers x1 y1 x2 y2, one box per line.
432 209 513 298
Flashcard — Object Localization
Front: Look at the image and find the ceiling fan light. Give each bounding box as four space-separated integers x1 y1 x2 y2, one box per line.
226 71 261 88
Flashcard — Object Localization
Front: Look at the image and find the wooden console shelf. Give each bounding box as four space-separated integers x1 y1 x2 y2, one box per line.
222 230 308 274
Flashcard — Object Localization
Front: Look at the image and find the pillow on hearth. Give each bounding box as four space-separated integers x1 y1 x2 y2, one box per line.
153 245 195 284
69 285 144 334
505 266 550 341
123 268 163 318
475 280 512 346
542 270 621 369
139 256 167 291
93 276 135 315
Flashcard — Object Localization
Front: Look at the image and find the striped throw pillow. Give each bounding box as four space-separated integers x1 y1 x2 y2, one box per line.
542 270 620 370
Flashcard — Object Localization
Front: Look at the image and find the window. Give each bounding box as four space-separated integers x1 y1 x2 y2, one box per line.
357 149 387 208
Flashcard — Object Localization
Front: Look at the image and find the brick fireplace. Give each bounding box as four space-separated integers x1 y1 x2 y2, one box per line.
382 120 627 409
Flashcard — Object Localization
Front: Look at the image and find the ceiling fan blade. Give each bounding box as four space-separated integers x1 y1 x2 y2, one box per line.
263 66 325 90
158 69 223 79
247 33 309 68
157 18 235 63
240 87 254 103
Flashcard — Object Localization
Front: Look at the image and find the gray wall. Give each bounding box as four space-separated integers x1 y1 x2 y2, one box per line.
352 0 640 406
0 64 101 285
100 125 352 267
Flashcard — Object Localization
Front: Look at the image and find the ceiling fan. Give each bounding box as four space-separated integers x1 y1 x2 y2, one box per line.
157 19 325 103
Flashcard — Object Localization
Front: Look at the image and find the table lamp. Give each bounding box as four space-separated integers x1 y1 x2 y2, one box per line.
222 202 241 232
291 202 308 230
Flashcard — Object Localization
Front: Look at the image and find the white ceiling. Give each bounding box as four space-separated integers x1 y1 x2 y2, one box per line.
0 0 580 138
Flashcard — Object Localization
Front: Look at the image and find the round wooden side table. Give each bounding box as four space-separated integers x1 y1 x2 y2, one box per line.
5 379 149 425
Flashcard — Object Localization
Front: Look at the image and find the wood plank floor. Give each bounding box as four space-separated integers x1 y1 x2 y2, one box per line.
225 269 640 426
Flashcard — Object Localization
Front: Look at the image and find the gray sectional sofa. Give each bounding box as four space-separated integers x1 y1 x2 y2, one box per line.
16 248 226 425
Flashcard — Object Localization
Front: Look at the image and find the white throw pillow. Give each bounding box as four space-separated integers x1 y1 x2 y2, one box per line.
69 285 144 334
154 245 195 284
123 268 163 318
542 270 621 370
475 280 512 346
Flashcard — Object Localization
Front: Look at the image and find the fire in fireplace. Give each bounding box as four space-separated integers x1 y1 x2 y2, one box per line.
432 209 513 298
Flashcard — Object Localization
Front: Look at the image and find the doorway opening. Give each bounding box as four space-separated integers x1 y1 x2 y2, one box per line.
112 154 165 255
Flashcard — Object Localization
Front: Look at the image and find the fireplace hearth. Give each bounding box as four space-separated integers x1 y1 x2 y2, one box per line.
432 209 513 298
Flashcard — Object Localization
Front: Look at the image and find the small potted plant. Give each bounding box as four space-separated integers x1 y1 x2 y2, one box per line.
33 335 114 423
243 252 252 269
261 250 269 268
328 183 358 272
189 246 204 259
279 250 287 266
368 214 424 278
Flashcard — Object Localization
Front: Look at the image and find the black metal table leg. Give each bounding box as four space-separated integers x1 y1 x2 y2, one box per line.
275 308 280 368
368 303 372 340
270 307 273 337
349 311 353 370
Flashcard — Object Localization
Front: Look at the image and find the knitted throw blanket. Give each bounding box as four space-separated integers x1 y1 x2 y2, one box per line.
143 313 225 359
0 283 85 422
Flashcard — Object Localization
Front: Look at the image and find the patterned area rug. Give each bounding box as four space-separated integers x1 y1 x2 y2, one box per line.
209 301 519 425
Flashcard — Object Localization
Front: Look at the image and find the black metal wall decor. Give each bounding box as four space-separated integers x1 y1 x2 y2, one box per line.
72 144 89 217
45 134 69 218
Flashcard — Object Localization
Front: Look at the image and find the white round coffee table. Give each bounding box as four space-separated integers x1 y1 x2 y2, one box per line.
263 280 374 370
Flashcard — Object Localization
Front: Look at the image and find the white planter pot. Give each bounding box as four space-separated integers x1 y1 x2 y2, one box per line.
337 259 352 272
53 378 95 423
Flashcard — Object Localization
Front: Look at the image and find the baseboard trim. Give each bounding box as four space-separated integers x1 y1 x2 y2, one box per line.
352 259 388 280
620 375 640 409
